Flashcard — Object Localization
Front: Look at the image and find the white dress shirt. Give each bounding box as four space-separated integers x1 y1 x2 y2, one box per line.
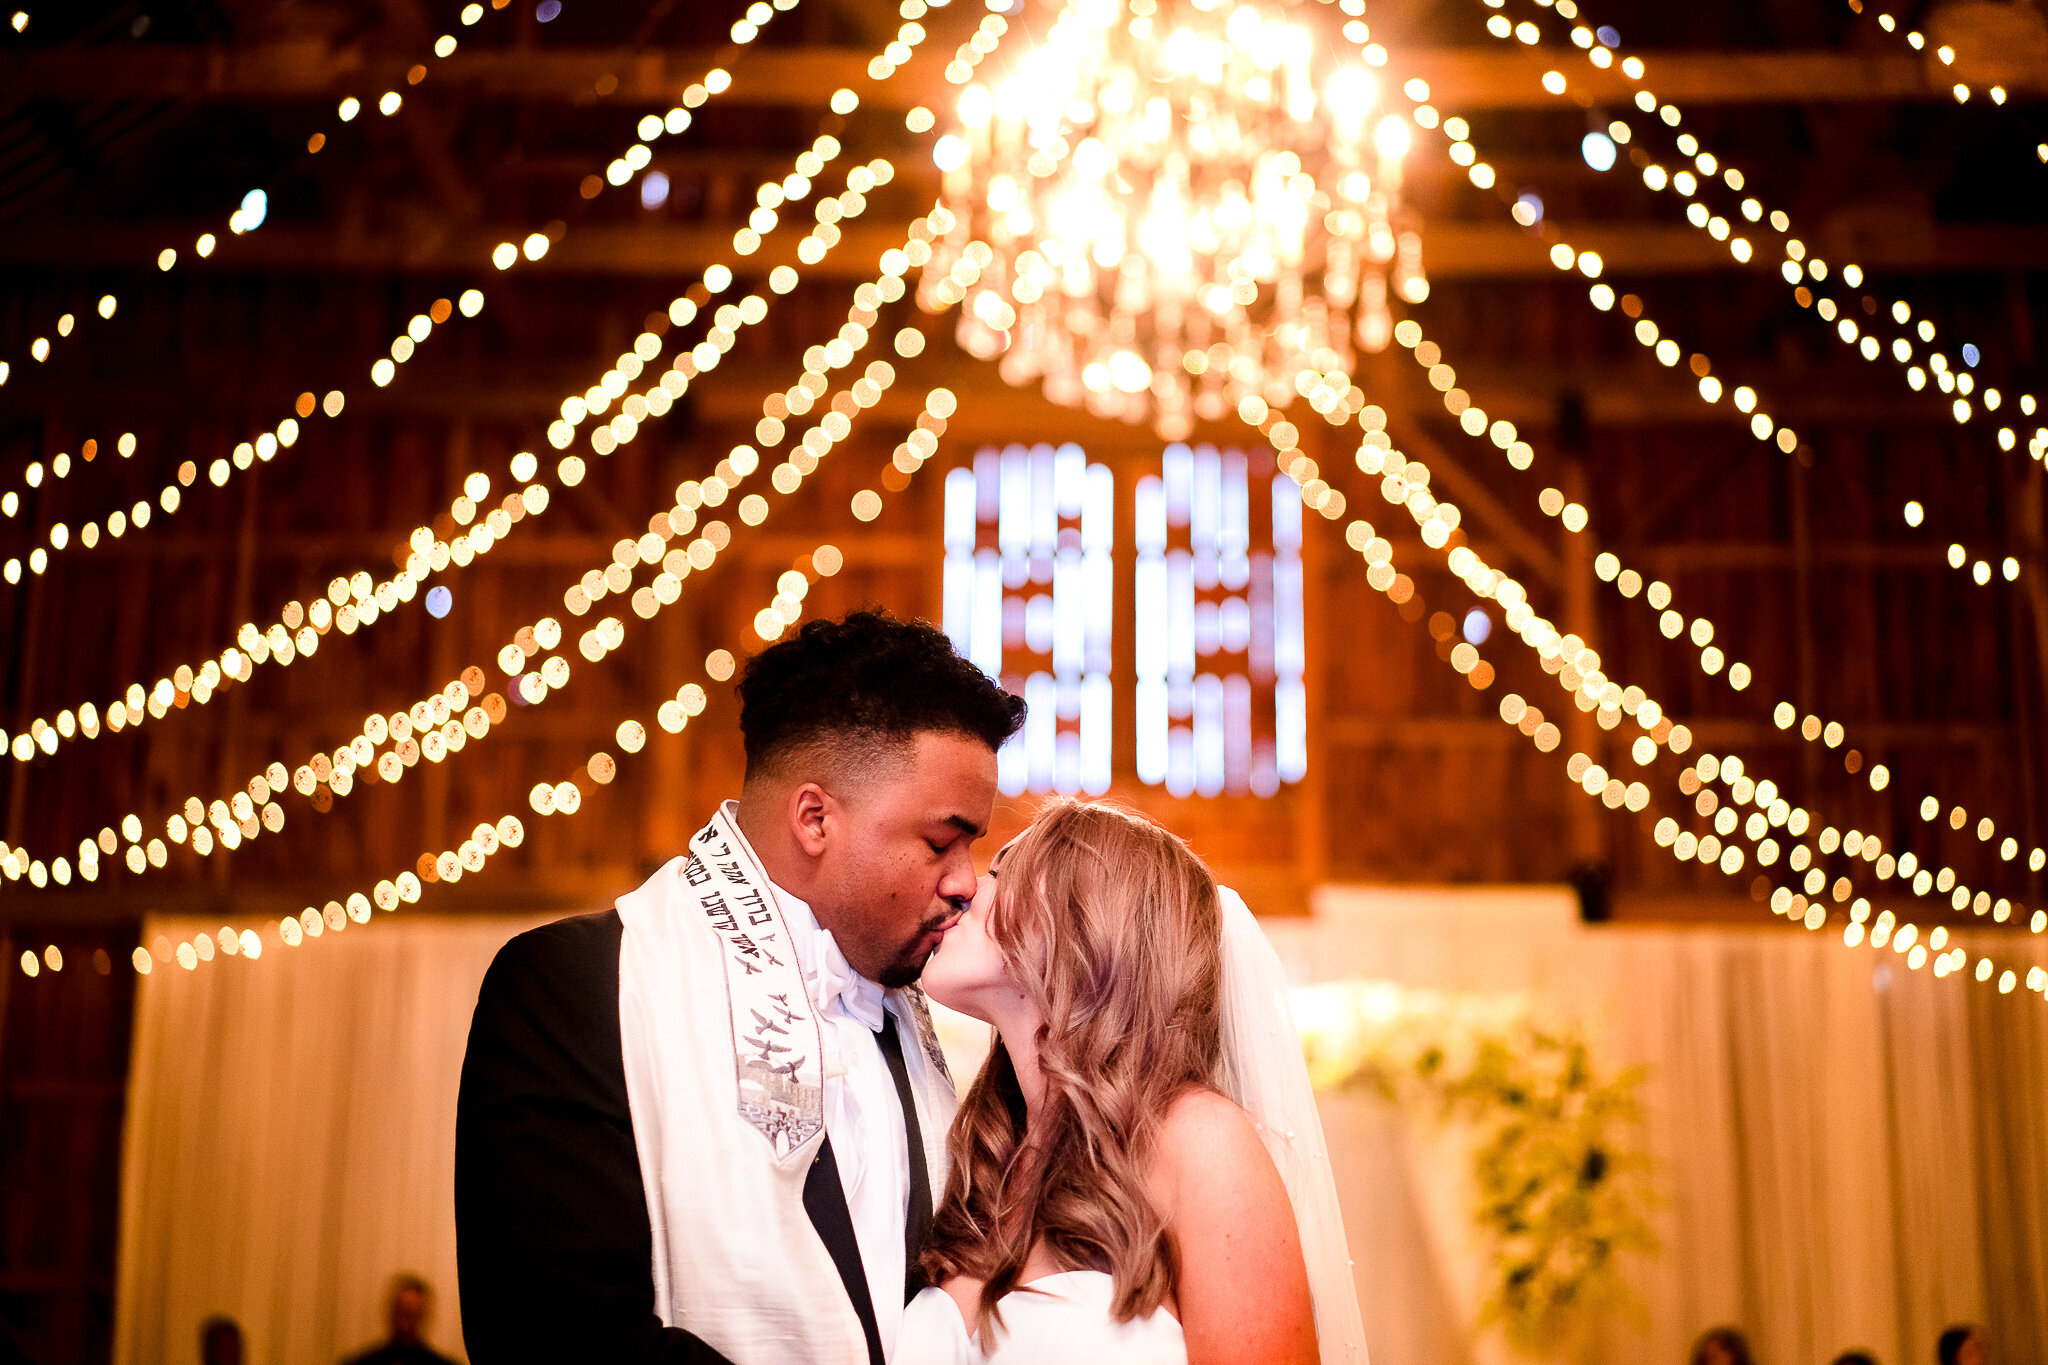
773 881 913 1355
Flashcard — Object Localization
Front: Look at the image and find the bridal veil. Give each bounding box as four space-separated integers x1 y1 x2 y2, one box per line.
1214 887 1369 1365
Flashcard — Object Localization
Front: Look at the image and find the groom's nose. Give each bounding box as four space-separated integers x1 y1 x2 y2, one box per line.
935 853 977 907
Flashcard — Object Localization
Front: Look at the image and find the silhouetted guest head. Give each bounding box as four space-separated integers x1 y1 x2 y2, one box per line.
199 1317 242 1365
1691 1326 1756 1365
389 1274 431 1344
1832 1352 1880 1365
1938 1325 1985 1365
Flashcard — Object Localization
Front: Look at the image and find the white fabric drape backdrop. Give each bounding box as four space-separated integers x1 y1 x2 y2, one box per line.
114 895 2048 1365
1266 887 2048 1365
114 913 552 1365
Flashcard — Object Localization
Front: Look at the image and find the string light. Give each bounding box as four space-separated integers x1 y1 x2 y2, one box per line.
0 2 980 902
1211 249 2041 999
45 359 960 974
111 529 836 979
0 0 519 412
1378 310 2046 924
0 295 116 394
0 206 969 899
14 196 990 973
1387 72 1804 470
254 378 969 967
0 306 485 767
1488 0 2042 573
1 295 471 602
1403 12 2048 883
3 17 938 764
1843 1 2011 108
0 425 128 530
1331 416 2042 998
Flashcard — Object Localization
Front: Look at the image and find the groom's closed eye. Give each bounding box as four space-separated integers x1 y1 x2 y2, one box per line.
926 812 985 854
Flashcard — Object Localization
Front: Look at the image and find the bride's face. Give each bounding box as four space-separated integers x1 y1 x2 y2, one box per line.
919 846 1029 1026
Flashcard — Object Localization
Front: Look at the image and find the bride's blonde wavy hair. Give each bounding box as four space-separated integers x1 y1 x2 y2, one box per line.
918 797 1223 1338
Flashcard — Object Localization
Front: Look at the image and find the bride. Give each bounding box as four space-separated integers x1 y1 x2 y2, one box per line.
895 799 1366 1364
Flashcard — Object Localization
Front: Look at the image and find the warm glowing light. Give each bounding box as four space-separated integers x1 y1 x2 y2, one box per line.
929 5 1417 437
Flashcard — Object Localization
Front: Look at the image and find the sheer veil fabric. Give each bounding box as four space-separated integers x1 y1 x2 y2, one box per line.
1215 887 1370 1365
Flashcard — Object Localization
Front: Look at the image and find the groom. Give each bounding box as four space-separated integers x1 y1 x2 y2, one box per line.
456 611 1025 1365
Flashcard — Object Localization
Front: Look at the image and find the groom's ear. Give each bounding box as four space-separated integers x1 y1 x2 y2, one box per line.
790 782 834 860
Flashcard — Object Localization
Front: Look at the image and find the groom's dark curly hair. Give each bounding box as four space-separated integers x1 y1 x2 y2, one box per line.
735 609 1025 782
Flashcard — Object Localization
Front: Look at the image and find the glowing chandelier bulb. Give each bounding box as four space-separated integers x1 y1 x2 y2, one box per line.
925 0 1420 439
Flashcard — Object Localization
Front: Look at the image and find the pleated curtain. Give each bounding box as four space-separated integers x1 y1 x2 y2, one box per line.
114 893 2048 1365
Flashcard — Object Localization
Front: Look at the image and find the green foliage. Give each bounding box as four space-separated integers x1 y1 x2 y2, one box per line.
1297 984 1656 1358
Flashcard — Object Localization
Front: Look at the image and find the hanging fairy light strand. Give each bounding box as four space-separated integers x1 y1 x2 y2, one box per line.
1176 243 2038 994
27 357 967 979
0 423 132 533
0 293 118 397
0 0 954 766
1840 0 2021 110
0 198 968 895
1374 308 2048 926
0 292 479 594
1375 16 2048 879
1316 462 1981 994
1477 0 2046 550
85 536 836 979
1293 374 2046 1000
5 10 1011 962
0 0 526 406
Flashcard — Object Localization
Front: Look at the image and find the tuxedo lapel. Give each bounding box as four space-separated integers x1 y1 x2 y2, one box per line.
802 1133 885 1365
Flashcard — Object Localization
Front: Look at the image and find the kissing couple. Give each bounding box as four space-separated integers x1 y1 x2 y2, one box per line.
456 611 1365 1364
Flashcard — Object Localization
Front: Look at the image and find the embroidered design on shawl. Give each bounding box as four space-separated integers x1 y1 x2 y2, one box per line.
687 810 825 1158
898 984 952 1086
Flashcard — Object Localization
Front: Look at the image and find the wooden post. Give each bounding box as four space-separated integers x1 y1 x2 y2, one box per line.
1560 458 1603 870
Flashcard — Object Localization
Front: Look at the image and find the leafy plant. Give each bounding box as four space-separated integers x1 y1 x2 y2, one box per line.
1295 983 1656 1358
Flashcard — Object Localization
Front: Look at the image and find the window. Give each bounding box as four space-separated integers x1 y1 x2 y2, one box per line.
942 442 1304 798
1136 444 1305 798
944 444 1114 795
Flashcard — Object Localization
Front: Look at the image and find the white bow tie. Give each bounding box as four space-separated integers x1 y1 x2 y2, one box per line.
807 926 888 1033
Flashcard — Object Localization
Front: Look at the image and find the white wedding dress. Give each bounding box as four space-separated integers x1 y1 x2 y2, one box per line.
894 1271 1186 1364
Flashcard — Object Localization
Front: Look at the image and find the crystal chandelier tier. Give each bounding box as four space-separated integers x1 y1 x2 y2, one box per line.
922 0 1424 439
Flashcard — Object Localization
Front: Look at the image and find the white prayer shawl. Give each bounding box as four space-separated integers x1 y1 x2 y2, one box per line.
617 802 957 1365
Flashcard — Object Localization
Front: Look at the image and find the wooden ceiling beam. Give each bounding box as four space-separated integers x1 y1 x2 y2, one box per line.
4 219 2043 277
0 358 1999 433
0 45 2019 110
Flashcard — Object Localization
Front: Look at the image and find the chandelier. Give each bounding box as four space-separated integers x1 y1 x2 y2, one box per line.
922 0 1423 439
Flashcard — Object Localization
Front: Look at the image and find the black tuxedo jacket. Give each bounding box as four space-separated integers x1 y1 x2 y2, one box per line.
455 909 894 1365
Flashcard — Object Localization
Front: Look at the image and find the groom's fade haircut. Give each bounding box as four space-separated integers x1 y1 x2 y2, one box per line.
735 609 1024 786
